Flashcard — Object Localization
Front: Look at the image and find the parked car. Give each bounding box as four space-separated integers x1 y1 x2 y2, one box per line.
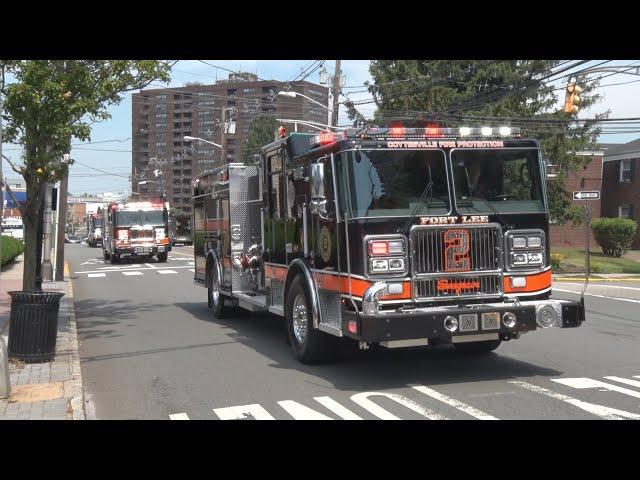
171 233 192 246
67 235 82 244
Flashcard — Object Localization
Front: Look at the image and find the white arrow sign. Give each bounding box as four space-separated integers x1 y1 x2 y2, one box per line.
573 191 600 200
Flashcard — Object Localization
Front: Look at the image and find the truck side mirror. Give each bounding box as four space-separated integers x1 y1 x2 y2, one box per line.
310 162 329 218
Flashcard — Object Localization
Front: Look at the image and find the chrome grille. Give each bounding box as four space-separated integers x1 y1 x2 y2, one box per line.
411 224 502 274
411 224 503 300
129 229 154 241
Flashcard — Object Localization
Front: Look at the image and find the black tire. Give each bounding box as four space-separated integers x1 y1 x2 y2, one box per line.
454 339 502 354
285 275 334 365
208 263 229 319
110 253 120 264
157 252 168 262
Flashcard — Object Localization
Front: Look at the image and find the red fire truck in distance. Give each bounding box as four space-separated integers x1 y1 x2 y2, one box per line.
102 199 171 263
192 126 585 364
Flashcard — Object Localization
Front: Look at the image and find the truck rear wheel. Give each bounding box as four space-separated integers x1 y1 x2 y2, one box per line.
208 264 229 319
454 339 502 354
285 275 334 365
110 253 120 264
157 252 168 262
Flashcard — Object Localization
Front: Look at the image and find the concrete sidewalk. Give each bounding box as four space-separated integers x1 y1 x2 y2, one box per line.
1 261 85 420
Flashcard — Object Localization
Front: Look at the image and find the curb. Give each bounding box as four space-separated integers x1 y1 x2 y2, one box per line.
64 261 85 420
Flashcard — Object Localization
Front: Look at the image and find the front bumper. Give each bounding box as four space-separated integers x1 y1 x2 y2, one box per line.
342 298 584 344
115 244 171 257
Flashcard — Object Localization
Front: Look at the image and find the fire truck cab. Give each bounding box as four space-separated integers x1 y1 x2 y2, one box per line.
192 126 585 364
102 199 171 263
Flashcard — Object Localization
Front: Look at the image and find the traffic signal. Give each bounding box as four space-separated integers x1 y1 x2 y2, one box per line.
564 82 583 114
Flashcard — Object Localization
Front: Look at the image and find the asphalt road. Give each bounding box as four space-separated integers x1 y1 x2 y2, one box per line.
66 243 640 420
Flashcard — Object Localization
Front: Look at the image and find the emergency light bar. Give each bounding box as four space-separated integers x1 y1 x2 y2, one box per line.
309 132 345 147
357 126 521 139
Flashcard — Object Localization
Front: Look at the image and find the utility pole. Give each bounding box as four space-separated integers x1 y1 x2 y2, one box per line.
0 67 4 279
330 60 342 127
220 108 228 167
54 154 69 281
41 180 54 281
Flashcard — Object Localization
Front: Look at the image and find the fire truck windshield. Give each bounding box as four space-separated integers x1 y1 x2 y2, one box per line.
115 210 165 227
342 149 450 218
451 148 545 214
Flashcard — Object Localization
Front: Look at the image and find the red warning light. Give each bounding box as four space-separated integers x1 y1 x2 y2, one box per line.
389 127 405 137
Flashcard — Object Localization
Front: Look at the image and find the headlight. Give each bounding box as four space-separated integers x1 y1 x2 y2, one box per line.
507 230 546 270
366 236 407 276
527 236 542 248
370 259 389 273
511 236 527 249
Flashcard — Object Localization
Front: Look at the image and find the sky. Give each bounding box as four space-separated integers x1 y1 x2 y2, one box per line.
2 59 640 196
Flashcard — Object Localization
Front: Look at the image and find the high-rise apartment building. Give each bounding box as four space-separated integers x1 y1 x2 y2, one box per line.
131 73 329 217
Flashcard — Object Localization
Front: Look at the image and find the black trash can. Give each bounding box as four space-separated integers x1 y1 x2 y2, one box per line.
7 291 65 363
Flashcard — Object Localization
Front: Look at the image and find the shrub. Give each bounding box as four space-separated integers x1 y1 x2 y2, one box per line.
590 218 638 257
589 262 602 273
550 252 564 272
1 235 25 266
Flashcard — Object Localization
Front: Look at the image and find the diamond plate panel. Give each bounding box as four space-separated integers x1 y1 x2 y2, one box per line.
271 280 284 310
229 165 261 293
318 289 341 330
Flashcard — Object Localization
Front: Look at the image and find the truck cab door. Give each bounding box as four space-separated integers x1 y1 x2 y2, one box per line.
309 155 342 331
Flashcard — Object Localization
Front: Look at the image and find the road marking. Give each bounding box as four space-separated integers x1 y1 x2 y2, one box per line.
145 263 157 270
74 265 194 274
556 283 640 291
411 385 499 420
553 288 640 304
189 269 195 273
313 396 363 420
122 271 143 276
509 380 640 420
277 400 333 420
213 404 275 420
88 273 106 278
169 413 190 420
551 377 640 399
158 270 178 275
350 391 448 420
604 376 640 389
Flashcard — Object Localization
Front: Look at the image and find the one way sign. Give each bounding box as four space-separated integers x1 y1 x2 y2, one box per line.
573 191 600 201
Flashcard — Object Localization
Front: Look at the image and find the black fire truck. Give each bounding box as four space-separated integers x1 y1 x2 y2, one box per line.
192 126 585 364
102 199 171 263
86 212 103 247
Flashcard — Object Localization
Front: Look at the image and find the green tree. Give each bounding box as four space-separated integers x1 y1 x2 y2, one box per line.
1 60 171 290
365 60 607 224
241 115 279 164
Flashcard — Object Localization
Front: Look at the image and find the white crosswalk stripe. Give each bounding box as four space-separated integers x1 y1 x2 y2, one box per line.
88 273 106 278
122 271 143 276
158 270 178 275
169 413 190 420
174 373 640 421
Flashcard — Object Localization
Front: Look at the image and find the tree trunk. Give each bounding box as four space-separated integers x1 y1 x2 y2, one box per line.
21 182 43 291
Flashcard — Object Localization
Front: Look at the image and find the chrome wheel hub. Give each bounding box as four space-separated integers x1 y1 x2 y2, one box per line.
210 272 219 307
292 294 308 344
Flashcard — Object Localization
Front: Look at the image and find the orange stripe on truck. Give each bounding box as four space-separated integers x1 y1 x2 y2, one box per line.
503 269 551 294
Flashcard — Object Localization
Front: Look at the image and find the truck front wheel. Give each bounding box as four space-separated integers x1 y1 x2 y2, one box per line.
157 252 168 262
285 275 334 365
454 339 502 354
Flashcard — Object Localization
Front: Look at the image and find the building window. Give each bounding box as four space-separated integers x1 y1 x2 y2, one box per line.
620 159 633 182
619 204 633 219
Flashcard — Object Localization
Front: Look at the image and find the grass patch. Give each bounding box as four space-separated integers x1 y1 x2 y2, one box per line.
552 248 640 274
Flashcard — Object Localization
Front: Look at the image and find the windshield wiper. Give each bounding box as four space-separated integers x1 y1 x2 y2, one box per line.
398 165 435 235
